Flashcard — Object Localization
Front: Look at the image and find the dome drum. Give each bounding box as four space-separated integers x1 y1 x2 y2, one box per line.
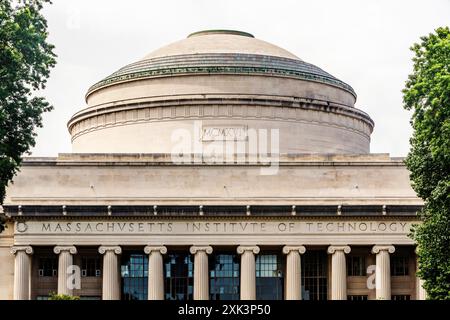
68 30 374 155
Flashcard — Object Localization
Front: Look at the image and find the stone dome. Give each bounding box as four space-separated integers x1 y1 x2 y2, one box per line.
68 30 374 154
143 30 300 60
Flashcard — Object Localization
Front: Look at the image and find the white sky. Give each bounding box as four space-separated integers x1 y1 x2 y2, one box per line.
31 0 450 157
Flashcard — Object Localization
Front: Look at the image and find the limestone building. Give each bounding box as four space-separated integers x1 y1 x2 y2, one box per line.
0 30 425 300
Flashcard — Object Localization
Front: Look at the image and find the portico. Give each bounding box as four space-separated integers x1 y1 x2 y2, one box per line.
9 241 414 300
6 209 420 300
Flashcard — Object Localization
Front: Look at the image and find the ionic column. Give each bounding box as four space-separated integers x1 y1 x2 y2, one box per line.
417 278 427 300
415 247 427 300
372 245 395 300
98 246 122 300
11 246 33 300
54 246 77 295
144 246 167 300
283 246 306 300
190 246 213 300
237 245 260 300
327 245 351 300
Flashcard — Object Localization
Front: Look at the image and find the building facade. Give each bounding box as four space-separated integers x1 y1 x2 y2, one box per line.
0 30 425 300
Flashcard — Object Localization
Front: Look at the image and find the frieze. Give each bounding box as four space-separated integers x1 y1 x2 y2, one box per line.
15 220 413 235
69 101 372 141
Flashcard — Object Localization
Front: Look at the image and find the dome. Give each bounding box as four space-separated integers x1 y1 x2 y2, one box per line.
68 30 374 154
143 30 300 60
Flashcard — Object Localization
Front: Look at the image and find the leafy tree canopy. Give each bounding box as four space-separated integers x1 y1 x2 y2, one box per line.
0 0 56 232
403 26 450 300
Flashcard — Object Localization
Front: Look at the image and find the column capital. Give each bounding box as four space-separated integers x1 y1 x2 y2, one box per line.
190 245 213 255
327 245 351 254
54 246 77 255
237 245 260 255
99 246 122 255
144 246 167 255
371 245 395 254
10 246 33 255
282 245 306 255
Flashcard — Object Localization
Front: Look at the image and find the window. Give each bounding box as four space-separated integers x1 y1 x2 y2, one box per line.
81 257 102 277
392 295 411 300
121 253 148 300
391 257 409 276
164 253 193 300
348 295 368 301
302 251 328 300
256 254 284 300
210 254 240 300
347 256 366 276
38 257 57 277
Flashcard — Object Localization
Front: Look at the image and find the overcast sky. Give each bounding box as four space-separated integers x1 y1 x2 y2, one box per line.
30 0 450 157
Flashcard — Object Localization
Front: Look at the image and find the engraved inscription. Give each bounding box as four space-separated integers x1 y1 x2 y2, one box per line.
201 126 248 141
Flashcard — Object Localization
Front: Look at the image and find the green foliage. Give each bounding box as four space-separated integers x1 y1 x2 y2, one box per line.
0 0 56 201
48 292 80 300
403 26 450 300
0 214 5 233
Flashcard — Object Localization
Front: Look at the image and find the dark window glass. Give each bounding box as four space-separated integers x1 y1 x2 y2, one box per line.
392 295 411 300
38 257 58 277
164 253 193 300
210 254 240 300
81 257 102 277
348 295 368 301
121 253 148 300
391 257 409 276
256 254 284 300
302 251 328 300
347 256 366 276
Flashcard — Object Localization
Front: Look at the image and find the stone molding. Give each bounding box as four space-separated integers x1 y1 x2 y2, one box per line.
372 245 395 254
68 97 373 142
327 245 351 254
86 53 356 97
10 246 33 255
53 246 77 255
237 245 260 255
190 245 213 255
98 246 122 255
282 245 306 255
144 246 167 255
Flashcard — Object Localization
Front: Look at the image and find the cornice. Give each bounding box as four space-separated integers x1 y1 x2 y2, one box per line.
8 215 421 222
68 97 373 141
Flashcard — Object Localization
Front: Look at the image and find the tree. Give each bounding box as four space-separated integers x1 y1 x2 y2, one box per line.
0 0 56 232
403 26 450 300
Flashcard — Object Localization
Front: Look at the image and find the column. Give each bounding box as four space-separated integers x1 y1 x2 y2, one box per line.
371 245 395 300
327 245 351 300
54 246 77 295
144 246 167 300
237 245 260 300
98 246 122 300
11 246 33 300
415 247 427 300
282 246 306 300
190 246 213 300
417 278 427 300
